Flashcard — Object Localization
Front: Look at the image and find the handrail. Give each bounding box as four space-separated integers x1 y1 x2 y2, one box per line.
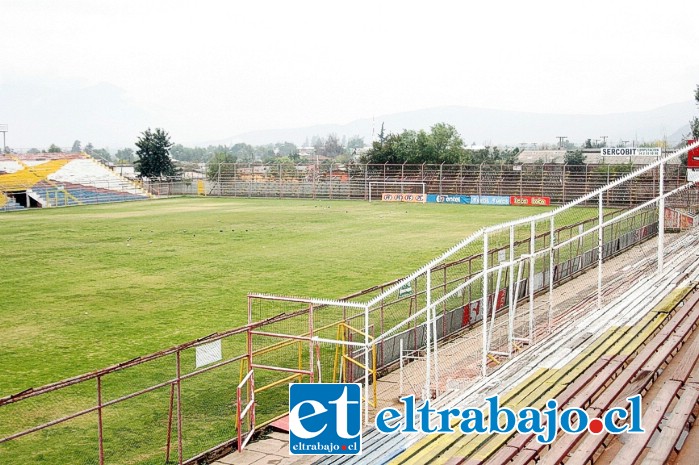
365 141 699 307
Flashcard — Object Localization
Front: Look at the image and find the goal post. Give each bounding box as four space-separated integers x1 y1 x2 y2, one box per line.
368 181 426 202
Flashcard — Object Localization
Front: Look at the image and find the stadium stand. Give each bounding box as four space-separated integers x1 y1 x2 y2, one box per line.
307 229 699 465
0 153 150 210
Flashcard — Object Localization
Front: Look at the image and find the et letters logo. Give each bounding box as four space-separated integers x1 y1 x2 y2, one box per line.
289 383 362 455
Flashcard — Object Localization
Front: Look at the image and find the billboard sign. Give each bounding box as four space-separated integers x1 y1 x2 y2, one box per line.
426 194 471 204
600 147 661 157
510 195 551 206
687 140 699 169
381 193 425 203
470 195 510 206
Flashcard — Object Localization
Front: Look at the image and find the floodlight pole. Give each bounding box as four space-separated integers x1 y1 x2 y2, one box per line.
0 124 7 153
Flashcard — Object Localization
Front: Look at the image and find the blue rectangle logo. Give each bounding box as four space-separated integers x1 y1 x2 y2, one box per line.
289 383 362 455
426 194 471 204
470 195 511 205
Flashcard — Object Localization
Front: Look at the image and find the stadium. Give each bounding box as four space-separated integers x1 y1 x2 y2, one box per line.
2 141 699 465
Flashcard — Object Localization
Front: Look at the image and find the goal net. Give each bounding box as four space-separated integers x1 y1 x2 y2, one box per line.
368 181 426 203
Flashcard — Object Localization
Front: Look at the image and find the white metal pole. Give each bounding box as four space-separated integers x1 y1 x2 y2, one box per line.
432 288 439 398
482 233 489 377
598 193 603 310
425 270 432 398
508 225 515 357
399 338 404 396
529 221 535 343
658 162 665 273
364 304 370 425
548 216 555 332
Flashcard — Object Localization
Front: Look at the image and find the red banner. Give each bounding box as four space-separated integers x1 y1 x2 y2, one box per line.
510 195 551 206
688 140 699 169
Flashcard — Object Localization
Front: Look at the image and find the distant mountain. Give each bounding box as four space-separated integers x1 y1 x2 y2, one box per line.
669 123 691 145
213 102 695 148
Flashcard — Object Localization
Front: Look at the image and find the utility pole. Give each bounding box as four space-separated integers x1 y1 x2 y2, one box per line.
556 136 567 148
0 124 7 153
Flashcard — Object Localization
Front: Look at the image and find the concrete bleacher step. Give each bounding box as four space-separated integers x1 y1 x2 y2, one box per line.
539 289 699 465
394 268 696 464
640 365 699 465
0 194 25 211
382 237 699 465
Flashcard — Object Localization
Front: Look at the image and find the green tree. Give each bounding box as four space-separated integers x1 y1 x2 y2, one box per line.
362 123 467 164
347 135 365 156
564 150 586 165
115 148 135 163
47 144 62 153
84 142 94 155
71 140 81 152
134 128 177 179
207 152 238 180
93 148 112 161
274 141 298 157
231 143 255 162
324 134 344 158
423 123 466 163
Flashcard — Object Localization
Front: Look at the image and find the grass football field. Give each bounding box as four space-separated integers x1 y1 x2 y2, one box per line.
0 197 553 397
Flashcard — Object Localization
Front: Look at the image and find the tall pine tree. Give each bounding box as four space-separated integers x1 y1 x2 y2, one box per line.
134 128 176 179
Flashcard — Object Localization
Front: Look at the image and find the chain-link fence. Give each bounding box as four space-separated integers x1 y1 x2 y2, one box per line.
363 142 699 400
146 161 693 205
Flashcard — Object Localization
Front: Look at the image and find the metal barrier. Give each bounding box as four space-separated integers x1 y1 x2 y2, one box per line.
1 142 697 463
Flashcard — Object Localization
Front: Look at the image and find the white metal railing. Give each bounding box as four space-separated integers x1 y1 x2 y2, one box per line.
255 141 699 423
359 141 698 401
236 369 255 452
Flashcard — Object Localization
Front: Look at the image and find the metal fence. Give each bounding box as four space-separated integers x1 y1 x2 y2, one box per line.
151 161 694 206
2 143 698 464
252 141 699 413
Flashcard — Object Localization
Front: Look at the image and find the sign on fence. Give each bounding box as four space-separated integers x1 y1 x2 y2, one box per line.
510 195 551 206
426 194 471 204
195 340 222 368
398 282 413 297
470 195 511 205
381 193 426 203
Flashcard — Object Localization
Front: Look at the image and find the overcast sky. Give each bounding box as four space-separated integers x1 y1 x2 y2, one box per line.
1 0 698 147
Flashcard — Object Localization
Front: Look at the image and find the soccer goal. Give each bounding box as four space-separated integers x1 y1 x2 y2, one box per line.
367 181 426 202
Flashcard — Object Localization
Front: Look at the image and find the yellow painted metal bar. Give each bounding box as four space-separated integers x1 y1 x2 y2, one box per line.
255 373 302 394
343 354 367 371
372 343 377 409
239 358 248 384
340 321 374 340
